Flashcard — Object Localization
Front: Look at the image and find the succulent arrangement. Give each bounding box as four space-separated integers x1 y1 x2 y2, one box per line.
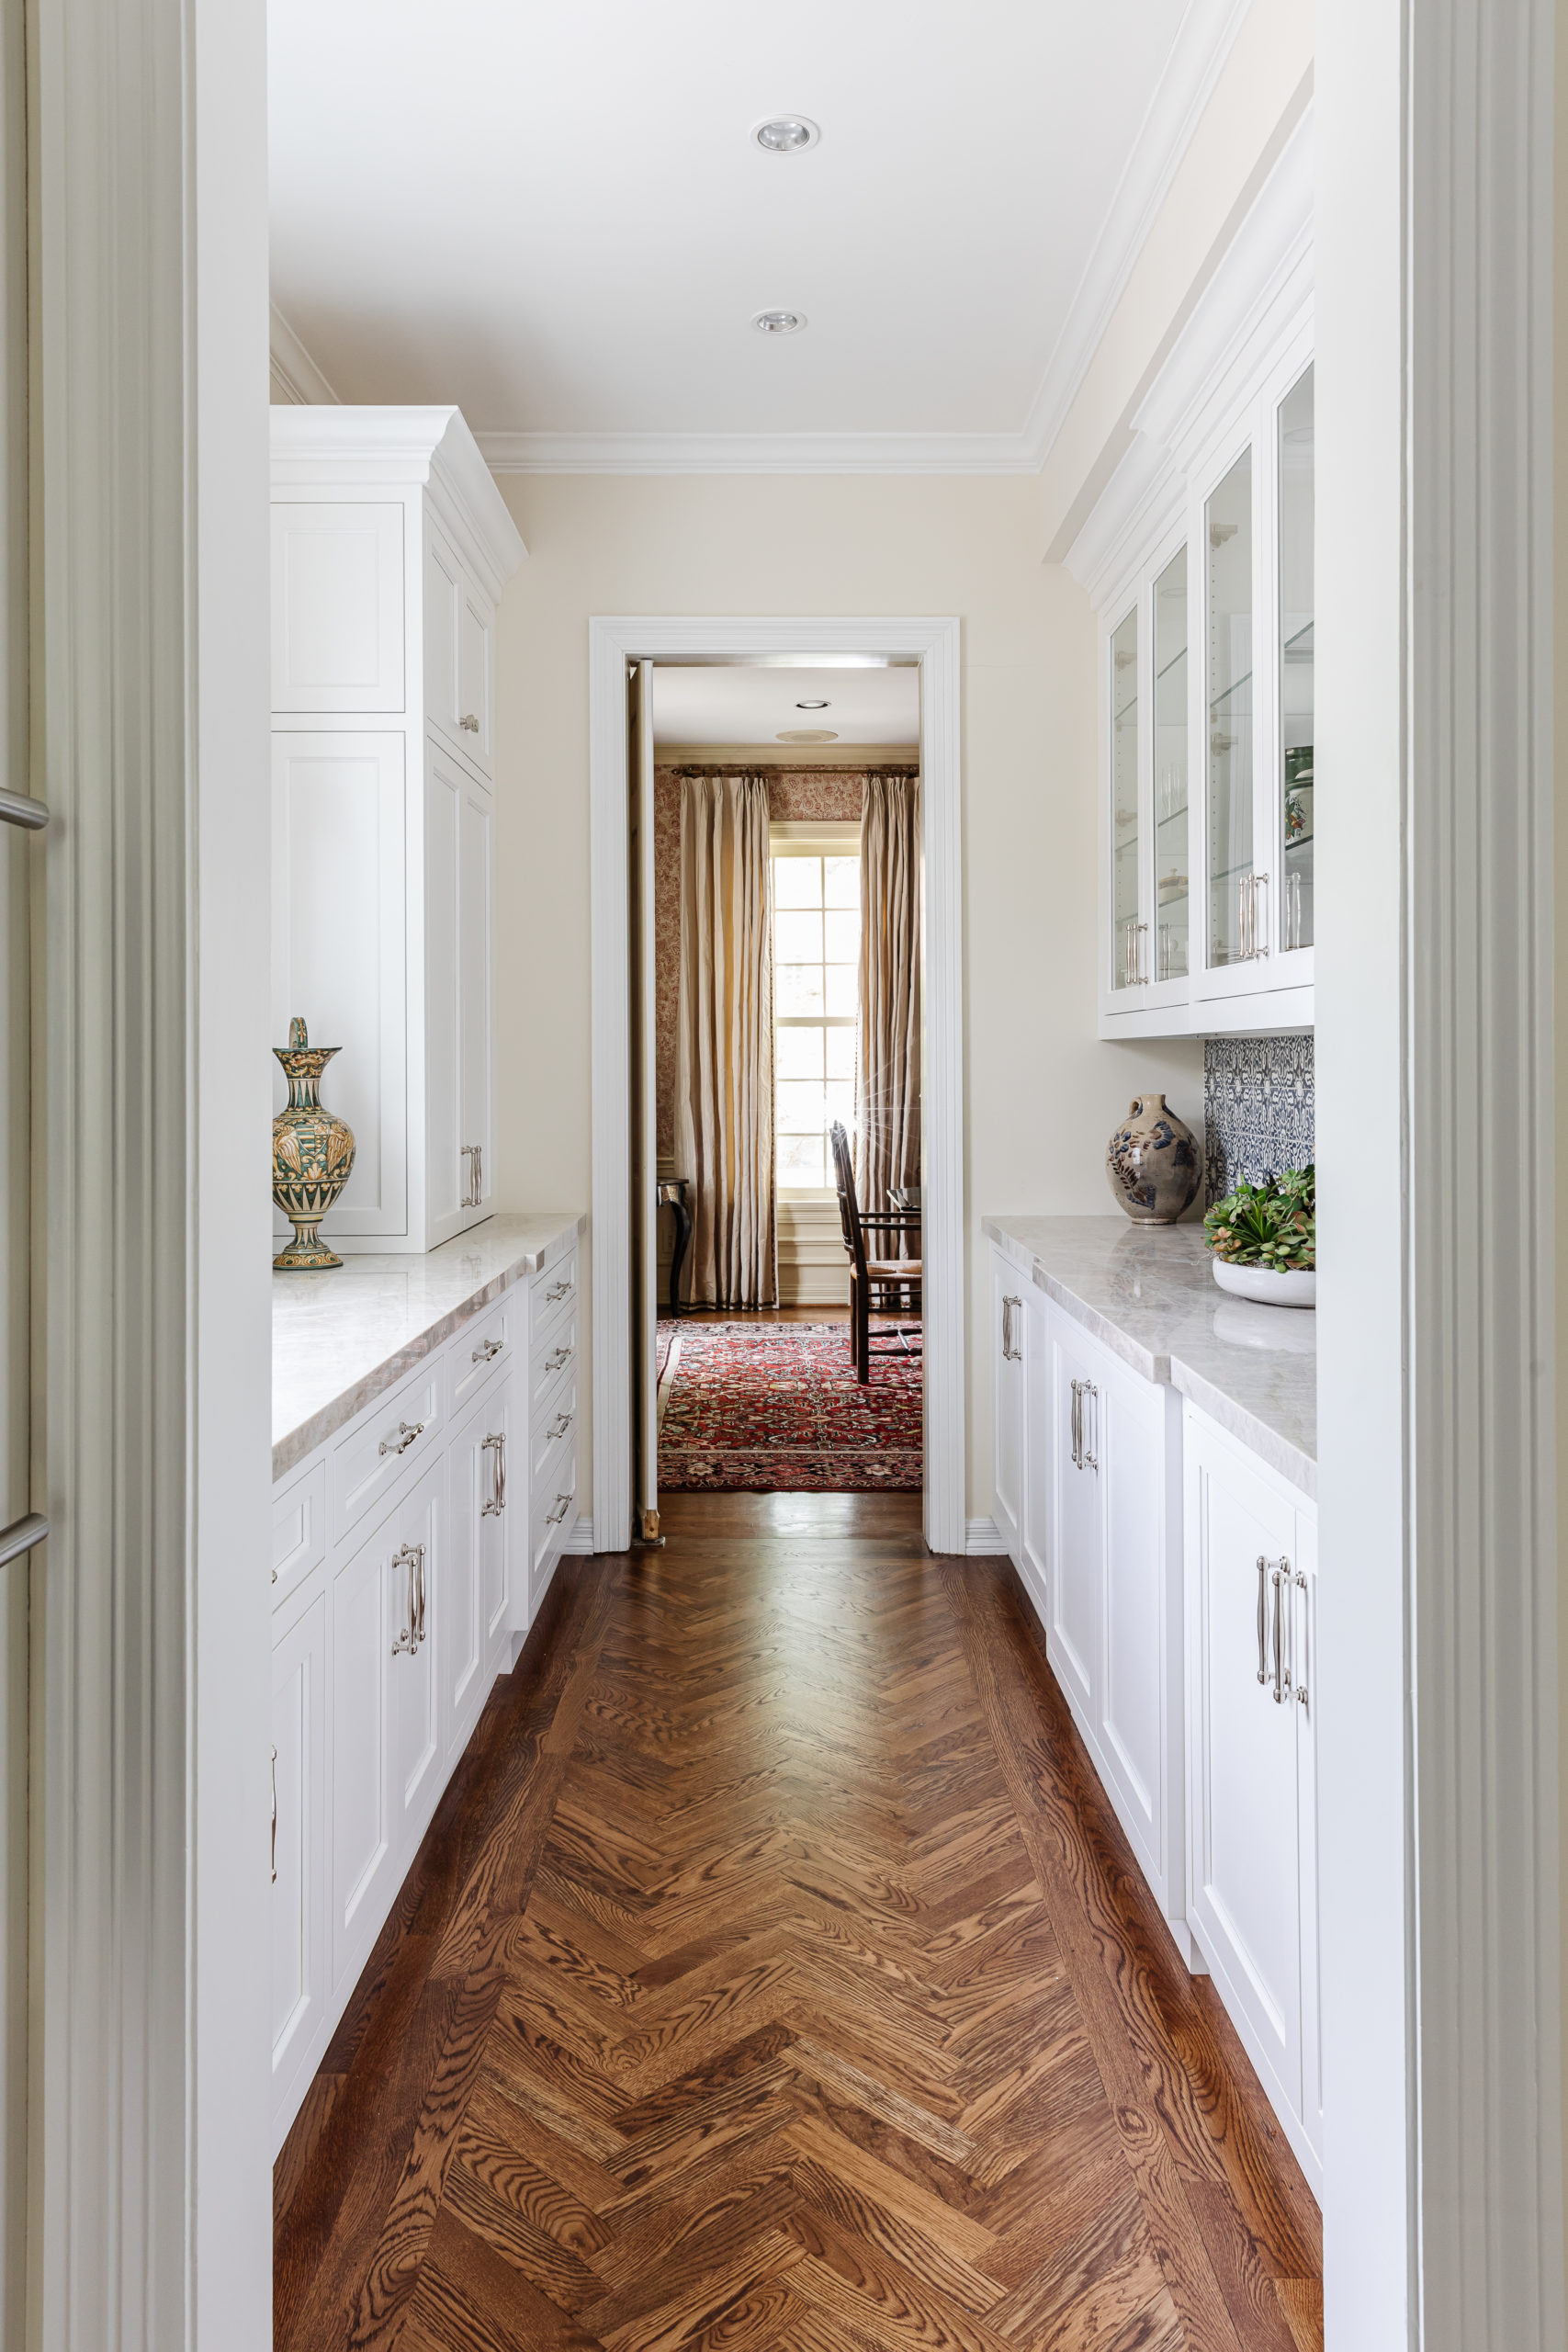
1204 1165 1315 1272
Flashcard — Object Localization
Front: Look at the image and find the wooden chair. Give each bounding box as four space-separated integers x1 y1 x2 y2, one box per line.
829 1121 922 1384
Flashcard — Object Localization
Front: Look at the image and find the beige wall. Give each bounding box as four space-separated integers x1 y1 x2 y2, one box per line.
1038 0 1314 560
489 471 1203 1527
1558 0 1568 2296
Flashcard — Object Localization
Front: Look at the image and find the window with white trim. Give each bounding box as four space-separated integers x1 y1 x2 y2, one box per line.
771 822 860 1193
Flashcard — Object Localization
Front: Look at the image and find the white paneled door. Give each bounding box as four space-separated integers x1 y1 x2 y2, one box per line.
270 1588 327 2120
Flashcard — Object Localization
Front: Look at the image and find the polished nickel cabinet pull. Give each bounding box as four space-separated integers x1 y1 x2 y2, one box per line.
390 1543 418 1655
1272 1563 1287 1701
378 1419 425 1459
459 711 480 733
545 1345 571 1374
461 1143 484 1207
1078 1381 1098 1471
414 1542 427 1644
1293 1566 1309 1707
1122 916 1149 986
1001 1295 1021 1363
471 1335 503 1365
1256 1555 1269 1684
1069 1378 1081 1469
546 1411 572 1442
546 1491 571 1527
482 1430 506 1516
545 1277 572 1304
270 1747 278 1884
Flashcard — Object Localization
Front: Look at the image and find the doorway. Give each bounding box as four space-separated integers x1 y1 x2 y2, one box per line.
632 662 925 1510
591 616 964 1556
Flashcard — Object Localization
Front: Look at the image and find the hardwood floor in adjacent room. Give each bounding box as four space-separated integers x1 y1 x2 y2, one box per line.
274 1492 1323 2352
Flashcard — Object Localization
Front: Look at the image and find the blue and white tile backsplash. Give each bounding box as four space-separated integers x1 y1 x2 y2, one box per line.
1204 1034 1314 1204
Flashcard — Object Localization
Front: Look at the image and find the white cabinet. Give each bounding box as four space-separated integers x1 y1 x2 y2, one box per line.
1184 1401 1320 2189
270 1586 327 2122
270 407 525 1251
990 1253 1026 1566
1038 1305 1187 1943
270 1227 580 2154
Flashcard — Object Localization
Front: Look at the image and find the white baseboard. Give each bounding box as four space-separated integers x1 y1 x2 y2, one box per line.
965 1519 1008 1556
562 1516 596 1555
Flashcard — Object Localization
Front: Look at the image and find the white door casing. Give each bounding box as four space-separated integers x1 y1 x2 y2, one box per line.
590 616 964 1556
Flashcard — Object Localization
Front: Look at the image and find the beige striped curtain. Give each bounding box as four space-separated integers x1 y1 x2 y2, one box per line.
856 772 921 1217
674 773 778 1307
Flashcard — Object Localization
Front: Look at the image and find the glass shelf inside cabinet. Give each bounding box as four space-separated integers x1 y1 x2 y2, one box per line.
1153 545 1189 982
1280 365 1314 953
1207 448 1254 969
1111 605 1140 988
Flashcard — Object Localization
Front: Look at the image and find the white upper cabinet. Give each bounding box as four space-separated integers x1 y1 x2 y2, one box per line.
269 408 526 1251
1073 110 1313 1040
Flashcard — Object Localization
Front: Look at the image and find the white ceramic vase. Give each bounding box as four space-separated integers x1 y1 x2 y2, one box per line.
1211 1258 1316 1309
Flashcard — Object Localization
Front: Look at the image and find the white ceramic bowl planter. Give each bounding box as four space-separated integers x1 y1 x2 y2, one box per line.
1211 1258 1316 1308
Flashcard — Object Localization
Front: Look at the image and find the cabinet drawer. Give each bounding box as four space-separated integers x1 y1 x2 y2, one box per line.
528 1312 578 1417
530 1251 578 1343
530 1378 577 1486
450 1296 512 1415
531 1442 576 1579
273 1459 327 1605
332 1363 445 1544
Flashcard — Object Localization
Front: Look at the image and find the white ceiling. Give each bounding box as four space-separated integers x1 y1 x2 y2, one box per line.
267 0 1247 471
650 665 919 749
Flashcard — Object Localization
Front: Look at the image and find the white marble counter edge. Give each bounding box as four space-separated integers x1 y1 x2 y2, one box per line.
981 1216 1315 1496
273 1213 585 1481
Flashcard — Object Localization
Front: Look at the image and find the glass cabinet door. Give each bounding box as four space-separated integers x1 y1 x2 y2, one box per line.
1279 366 1314 952
1206 449 1253 968
1153 548 1189 981
1110 605 1141 988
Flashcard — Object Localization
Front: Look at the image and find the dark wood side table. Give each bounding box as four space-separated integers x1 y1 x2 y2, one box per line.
657 1178 692 1315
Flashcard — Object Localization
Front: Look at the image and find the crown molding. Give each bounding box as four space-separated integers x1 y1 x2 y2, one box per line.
267 300 339 408
270 403 527 589
1020 0 1256 473
476 426 1039 476
1064 104 1313 605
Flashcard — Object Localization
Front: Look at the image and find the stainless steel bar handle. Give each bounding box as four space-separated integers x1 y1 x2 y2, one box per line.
547 1411 572 1442
1293 1566 1309 1707
1079 1382 1099 1472
476 1143 484 1199
271 1747 278 1884
472 1335 503 1365
1256 1555 1269 1683
546 1491 571 1526
1000 1295 1010 1361
1272 1566 1286 1702
1136 922 1149 984
415 1543 427 1644
497 1432 506 1512
1238 875 1249 961
1252 873 1269 956
378 1419 425 1458
1069 1379 1080 1470
546 1278 572 1303
0 786 48 832
0 1510 48 1570
482 1431 505 1517
546 1345 571 1374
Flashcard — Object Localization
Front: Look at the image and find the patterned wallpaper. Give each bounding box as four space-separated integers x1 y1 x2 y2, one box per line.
654 765 889 1159
1203 1032 1314 1203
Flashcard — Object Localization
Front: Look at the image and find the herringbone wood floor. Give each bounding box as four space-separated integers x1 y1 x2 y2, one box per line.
275 1492 1323 2352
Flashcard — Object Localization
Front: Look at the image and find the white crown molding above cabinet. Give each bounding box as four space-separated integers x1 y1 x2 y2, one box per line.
268 300 340 409
1021 0 1257 472
271 405 526 599
1066 105 1314 613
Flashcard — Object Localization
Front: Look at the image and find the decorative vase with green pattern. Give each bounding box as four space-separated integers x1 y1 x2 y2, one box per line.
272 1017 356 1271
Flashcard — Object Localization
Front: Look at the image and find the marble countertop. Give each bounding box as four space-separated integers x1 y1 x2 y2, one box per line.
274 1211 584 1478
984 1215 1315 1498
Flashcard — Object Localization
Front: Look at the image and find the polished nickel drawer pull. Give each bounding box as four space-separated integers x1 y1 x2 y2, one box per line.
459 711 480 733
545 1277 572 1304
390 1543 421 1655
546 1411 572 1442
1256 1555 1269 1685
471 1335 503 1364
1077 1380 1098 1472
378 1419 425 1458
546 1491 571 1527
544 1346 570 1374
482 1430 506 1516
270 1747 278 1884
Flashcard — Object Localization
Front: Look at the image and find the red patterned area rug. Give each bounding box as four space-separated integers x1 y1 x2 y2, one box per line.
658 1320 922 1492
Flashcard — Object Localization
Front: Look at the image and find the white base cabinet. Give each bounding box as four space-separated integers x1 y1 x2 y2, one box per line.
267 1236 581 2154
987 1245 1322 2186
1183 1402 1321 2189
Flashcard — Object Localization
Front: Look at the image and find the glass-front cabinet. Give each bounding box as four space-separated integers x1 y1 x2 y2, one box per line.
1100 344 1314 1032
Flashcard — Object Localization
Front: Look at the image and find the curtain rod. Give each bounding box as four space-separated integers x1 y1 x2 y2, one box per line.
666 763 919 776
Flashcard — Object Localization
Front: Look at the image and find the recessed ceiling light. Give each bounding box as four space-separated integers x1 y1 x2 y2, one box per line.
753 117 819 153
752 309 806 335
795 698 830 710
776 729 838 744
